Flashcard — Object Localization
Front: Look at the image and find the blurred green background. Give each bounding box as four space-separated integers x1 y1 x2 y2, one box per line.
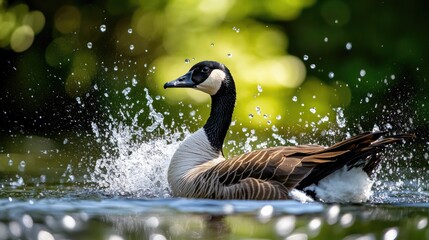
0 0 428 158
1 2 428 239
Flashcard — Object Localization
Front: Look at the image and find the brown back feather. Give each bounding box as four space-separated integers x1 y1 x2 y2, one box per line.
197 132 412 199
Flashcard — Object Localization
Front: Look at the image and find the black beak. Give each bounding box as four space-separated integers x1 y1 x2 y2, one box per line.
164 70 196 89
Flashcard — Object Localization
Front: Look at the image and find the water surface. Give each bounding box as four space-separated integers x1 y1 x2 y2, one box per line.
1 89 428 240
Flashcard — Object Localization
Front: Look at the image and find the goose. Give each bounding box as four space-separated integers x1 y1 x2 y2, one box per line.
163 60 410 202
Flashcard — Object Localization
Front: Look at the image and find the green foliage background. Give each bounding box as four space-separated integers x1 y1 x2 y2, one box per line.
1 0 428 148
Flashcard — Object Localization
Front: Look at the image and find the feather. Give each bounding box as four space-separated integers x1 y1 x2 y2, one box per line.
165 60 414 201
176 132 412 200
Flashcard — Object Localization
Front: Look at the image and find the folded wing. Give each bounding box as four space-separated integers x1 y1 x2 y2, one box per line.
193 132 409 200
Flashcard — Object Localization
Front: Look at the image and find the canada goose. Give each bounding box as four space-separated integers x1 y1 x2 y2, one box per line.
164 60 410 202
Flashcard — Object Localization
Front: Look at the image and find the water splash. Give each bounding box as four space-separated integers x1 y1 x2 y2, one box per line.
87 76 421 202
304 167 374 203
90 88 187 198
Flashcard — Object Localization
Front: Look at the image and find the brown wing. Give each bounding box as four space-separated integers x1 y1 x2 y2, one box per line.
214 145 330 188
195 145 339 199
196 132 411 199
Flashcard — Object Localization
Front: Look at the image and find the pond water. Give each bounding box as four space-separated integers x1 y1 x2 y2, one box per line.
1 185 429 239
1 88 428 240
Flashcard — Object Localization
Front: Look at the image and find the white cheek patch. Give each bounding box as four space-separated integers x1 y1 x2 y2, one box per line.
196 69 226 95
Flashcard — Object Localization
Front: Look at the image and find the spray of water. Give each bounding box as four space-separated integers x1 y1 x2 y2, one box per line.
90 88 187 198
88 79 422 202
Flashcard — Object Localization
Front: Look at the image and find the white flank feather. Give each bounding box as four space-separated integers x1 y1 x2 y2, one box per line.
289 189 315 203
168 128 223 196
304 167 374 203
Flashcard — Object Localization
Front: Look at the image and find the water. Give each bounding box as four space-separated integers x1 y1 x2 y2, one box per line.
1 191 429 239
2 84 427 239
1 66 428 239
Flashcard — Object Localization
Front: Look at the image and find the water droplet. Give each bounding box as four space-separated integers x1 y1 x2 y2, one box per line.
292 96 298 102
390 74 396 80
130 78 137 87
122 87 131 96
360 69 366 77
62 215 76 230
38 230 55 240
346 42 352 50
22 214 33 228
276 115 282 120
148 234 165 240
232 26 240 33
185 59 190 64
113 66 118 71
40 175 46 183
324 37 328 42
383 228 398 240
248 114 254 119
8 159 13 166
144 216 159 228
275 216 296 236
255 106 261 114
328 72 335 79
310 64 316 69
303 55 309 61
87 42 92 49
129 45 134 50
259 205 274 221
326 205 340 224
272 125 279 132
417 217 428 229
227 53 232 58
257 85 263 93
128 28 133 34
210 43 214 47
309 108 316 114
100 24 106 32
340 213 354 227
222 204 234 214
320 116 329 123
19 160 26 172
308 217 322 231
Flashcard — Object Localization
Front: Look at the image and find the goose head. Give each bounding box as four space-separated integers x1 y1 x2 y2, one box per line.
164 60 236 153
164 61 235 96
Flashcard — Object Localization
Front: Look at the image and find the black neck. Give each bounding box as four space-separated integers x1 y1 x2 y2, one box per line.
203 78 236 152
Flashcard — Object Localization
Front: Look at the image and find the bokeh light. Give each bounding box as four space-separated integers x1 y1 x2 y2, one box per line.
0 0 427 141
0 3 45 52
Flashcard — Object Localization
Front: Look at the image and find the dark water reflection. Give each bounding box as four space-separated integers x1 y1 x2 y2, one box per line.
1 187 429 239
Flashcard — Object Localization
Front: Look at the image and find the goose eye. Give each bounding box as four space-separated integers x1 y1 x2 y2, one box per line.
201 66 210 73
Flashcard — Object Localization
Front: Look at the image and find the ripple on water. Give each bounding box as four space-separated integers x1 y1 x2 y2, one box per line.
2 198 429 240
